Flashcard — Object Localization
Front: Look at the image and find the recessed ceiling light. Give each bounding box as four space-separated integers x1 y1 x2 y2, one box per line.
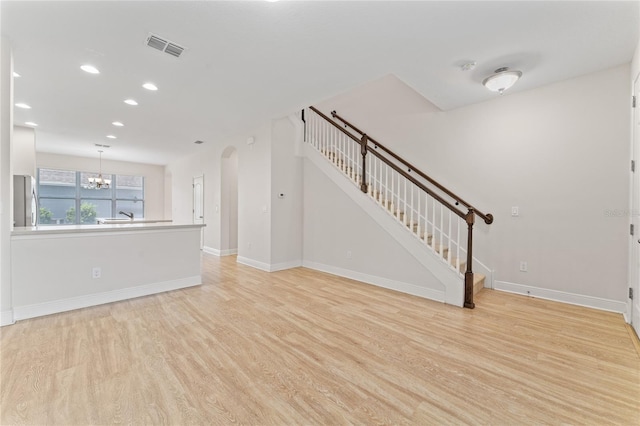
13 72 21 78
25 121 38 127
80 64 100 74
112 121 124 127
15 103 31 109
124 99 138 106
142 82 158 91
106 135 116 139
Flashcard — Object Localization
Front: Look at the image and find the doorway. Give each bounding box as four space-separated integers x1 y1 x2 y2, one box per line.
193 175 204 249
631 73 640 334
221 147 238 255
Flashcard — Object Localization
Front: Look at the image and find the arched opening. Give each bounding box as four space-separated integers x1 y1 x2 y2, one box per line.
220 146 238 255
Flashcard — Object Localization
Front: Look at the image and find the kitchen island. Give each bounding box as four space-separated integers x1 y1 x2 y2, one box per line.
9 222 205 322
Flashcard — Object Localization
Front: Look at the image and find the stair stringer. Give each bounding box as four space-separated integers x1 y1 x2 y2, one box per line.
303 142 464 307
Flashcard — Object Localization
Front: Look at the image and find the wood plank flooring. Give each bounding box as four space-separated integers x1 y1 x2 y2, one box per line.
1 254 639 425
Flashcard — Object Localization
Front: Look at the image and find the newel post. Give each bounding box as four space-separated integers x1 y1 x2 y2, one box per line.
464 209 475 309
360 134 368 193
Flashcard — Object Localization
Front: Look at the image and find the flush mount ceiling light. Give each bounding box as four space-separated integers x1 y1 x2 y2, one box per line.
13 72 21 78
142 82 158 91
25 121 38 127
482 67 522 94
80 64 100 74
15 103 31 109
106 135 116 139
112 121 124 127
124 99 138 106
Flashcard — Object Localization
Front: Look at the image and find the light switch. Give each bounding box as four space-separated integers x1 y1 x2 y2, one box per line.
511 206 519 217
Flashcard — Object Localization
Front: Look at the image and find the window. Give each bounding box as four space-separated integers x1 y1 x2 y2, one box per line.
37 168 144 225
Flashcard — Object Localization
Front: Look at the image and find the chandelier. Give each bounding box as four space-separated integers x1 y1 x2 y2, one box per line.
85 150 111 189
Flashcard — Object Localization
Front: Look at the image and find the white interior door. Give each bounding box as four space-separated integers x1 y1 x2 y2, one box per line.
631 75 640 333
193 175 204 224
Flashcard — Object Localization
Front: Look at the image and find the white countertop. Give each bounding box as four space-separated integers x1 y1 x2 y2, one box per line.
12 222 205 236
96 218 174 224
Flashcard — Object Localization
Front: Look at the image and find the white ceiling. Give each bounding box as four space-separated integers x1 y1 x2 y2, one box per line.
2 1 638 165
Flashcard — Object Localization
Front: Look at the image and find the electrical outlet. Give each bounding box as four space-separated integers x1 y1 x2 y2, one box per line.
519 261 528 272
92 267 101 279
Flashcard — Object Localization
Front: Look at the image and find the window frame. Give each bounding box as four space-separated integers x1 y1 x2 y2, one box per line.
37 168 145 225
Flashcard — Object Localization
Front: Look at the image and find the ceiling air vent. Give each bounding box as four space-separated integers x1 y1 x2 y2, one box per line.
145 33 185 58
164 43 184 58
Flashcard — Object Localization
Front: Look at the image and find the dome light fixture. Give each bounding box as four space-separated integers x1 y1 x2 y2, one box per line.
142 82 158 91
80 64 100 74
482 67 522 95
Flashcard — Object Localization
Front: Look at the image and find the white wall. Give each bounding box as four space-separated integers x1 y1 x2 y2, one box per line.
37 152 166 220
315 65 631 306
303 157 445 296
220 148 238 253
12 125 35 177
236 123 272 268
270 117 303 268
0 36 14 325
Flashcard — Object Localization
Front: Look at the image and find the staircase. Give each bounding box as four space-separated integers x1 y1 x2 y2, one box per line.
321 146 486 296
304 106 493 307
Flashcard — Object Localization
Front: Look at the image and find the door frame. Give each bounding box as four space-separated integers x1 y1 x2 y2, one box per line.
629 72 640 333
193 175 204 249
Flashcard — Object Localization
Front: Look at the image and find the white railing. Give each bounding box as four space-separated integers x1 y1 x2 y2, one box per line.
305 107 471 278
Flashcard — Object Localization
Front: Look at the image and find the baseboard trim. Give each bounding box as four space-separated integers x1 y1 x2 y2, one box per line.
12 276 202 322
237 256 271 272
303 260 445 303
236 256 301 272
203 246 238 257
1 310 15 327
270 260 302 272
494 280 626 314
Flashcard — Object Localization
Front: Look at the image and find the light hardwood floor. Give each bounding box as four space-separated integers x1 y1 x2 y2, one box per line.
1 254 639 425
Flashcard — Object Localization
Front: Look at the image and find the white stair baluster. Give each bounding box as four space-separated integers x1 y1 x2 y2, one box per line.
447 210 452 264
410 182 414 231
439 204 444 258
456 216 461 274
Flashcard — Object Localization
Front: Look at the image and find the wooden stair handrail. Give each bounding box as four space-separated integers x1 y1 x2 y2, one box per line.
327 108 494 225
309 107 466 219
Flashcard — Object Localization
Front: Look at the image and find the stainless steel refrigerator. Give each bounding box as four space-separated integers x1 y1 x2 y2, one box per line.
13 175 37 227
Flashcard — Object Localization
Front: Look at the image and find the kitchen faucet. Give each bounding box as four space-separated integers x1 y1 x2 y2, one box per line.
119 211 134 219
